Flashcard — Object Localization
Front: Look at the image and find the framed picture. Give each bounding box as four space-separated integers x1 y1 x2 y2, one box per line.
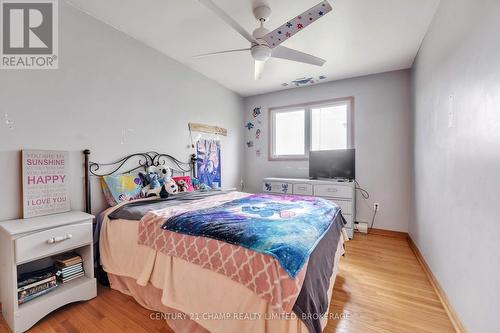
22 150 70 218
196 139 221 188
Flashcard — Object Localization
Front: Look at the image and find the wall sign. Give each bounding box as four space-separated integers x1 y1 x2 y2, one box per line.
22 150 70 218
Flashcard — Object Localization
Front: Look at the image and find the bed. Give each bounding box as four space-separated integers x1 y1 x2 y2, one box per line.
84 151 348 333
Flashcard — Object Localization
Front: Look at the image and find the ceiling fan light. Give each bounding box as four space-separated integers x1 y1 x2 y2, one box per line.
251 45 271 61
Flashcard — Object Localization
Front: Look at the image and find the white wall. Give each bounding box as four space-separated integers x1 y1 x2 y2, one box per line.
411 0 500 332
243 70 412 232
0 1 244 220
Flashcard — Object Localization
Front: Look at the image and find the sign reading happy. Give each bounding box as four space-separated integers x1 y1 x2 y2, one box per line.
22 150 70 218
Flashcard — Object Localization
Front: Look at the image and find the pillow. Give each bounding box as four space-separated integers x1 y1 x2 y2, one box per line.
101 180 118 206
172 176 194 192
101 174 143 206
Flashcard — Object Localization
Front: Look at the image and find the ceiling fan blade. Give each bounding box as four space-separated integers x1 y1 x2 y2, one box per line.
272 46 326 66
198 0 257 44
262 0 332 48
255 60 266 80
194 48 250 58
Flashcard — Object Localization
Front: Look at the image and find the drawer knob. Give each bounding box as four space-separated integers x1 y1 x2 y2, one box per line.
326 188 338 192
47 233 73 244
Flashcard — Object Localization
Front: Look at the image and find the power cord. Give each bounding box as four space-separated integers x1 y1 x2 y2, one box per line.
353 180 378 233
369 208 378 233
354 180 369 199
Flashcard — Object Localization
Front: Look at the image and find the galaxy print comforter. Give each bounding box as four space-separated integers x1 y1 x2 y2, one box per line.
136 191 345 318
161 193 341 278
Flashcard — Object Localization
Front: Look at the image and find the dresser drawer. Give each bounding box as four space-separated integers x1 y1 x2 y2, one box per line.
331 199 353 215
314 184 354 199
15 222 92 264
292 183 313 196
263 181 292 194
342 214 354 229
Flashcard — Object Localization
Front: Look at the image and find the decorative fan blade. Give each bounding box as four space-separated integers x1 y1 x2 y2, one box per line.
198 0 257 44
262 0 332 48
272 46 325 66
255 60 266 80
194 48 250 58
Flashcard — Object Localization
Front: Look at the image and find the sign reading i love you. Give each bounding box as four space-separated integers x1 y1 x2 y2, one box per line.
22 150 70 218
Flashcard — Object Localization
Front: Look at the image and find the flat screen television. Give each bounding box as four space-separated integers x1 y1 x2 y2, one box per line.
309 149 355 180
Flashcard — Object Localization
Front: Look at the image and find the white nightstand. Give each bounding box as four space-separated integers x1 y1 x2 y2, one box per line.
0 211 97 333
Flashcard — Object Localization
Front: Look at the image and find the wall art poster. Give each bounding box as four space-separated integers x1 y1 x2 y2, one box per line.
196 139 221 188
22 150 70 218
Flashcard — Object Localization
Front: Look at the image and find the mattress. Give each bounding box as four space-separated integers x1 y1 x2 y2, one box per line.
99 199 346 333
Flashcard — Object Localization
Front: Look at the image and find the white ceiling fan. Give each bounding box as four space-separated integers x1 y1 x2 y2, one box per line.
196 0 333 80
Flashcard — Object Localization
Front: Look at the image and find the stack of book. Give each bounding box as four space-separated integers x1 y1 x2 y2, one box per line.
18 267 58 305
54 252 85 283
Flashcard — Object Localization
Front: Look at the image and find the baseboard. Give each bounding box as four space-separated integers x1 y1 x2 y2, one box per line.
407 236 467 333
368 228 408 239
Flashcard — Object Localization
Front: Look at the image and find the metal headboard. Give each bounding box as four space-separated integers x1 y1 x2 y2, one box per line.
83 150 197 214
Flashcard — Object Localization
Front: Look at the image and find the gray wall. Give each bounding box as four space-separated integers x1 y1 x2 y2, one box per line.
243 70 412 232
0 1 244 220
411 0 500 332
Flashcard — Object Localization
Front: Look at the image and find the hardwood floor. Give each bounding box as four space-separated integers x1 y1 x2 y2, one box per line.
327 233 455 333
0 233 455 333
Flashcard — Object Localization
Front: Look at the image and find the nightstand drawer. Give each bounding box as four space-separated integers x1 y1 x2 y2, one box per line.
15 222 92 264
314 184 354 198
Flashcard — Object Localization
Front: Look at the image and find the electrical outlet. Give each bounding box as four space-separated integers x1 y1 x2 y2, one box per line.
374 203 380 211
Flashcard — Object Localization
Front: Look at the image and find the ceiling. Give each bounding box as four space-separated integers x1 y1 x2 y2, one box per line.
67 0 440 96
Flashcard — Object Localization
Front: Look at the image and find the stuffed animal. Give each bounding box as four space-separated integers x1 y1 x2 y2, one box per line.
176 179 189 192
156 166 171 180
191 178 201 191
156 166 179 197
199 183 211 191
139 169 162 197
190 178 212 192
160 177 178 197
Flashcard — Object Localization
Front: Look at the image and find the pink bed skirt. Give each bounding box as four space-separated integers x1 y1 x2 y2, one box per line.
108 273 209 333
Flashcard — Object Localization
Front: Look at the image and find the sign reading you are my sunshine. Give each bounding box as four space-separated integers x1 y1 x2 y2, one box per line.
22 150 70 218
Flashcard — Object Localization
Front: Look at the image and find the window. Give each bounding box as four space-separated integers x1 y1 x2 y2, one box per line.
269 98 353 160
311 104 348 151
274 109 305 156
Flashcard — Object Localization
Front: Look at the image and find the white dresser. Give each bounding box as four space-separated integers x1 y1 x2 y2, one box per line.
0 211 97 333
262 178 355 239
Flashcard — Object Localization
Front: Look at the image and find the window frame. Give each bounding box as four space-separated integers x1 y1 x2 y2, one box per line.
268 97 354 161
